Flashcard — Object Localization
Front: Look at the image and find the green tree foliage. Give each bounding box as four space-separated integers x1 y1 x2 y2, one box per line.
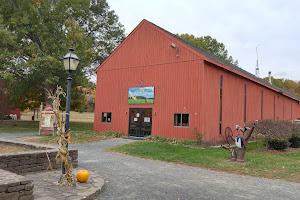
263 77 300 98
177 34 238 66
0 0 125 110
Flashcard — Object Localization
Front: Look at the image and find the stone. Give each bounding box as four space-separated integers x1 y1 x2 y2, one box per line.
7 185 24 192
21 180 31 185
19 190 25 197
0 192 18 200
0 164 7 168
26 158 36 164
24 184 34 191
24 190 33 195
8 161 20 167
0 185 8 193
19 194 34 200
7 182 20 187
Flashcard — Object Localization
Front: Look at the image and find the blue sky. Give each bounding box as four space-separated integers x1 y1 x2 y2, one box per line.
128 87 154 98
108 0 300 81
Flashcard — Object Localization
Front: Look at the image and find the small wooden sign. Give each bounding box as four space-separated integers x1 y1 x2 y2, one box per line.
39 104 56 135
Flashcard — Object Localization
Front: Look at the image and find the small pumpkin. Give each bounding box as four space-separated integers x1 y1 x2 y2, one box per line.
77 170 89 183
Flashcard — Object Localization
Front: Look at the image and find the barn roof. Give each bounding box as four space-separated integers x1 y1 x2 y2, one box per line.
151 21 300 101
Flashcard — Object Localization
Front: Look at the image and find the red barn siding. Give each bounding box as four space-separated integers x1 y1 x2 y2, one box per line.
94 19 300 144
94 60 204 140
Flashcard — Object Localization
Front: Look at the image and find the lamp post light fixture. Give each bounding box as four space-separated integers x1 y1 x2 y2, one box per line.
59 43 81 181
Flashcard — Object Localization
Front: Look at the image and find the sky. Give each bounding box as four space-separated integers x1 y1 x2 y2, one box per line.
107 0 300 81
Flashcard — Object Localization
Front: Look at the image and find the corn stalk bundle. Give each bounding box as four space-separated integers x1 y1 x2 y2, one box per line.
47 86 76 186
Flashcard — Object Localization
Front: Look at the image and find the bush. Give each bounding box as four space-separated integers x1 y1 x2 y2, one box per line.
289 133 300 148
191 127 204 146
268 139 291 150
253 119 295 150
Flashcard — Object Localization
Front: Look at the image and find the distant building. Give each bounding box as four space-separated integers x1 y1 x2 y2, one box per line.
93 19 300 145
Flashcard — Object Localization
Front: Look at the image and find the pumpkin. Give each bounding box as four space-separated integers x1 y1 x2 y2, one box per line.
77 170 89 183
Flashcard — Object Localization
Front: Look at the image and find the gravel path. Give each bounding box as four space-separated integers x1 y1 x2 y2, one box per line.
1 133 299 200
70 138 300 200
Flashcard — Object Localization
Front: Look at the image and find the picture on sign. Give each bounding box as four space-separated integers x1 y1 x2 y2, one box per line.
41 113 54 128
128 86 154 104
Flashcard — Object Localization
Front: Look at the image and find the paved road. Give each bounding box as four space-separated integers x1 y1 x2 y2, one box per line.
1 133 300 200
71 138 300 200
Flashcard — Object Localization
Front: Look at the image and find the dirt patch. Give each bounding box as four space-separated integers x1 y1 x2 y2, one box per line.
0 144 30 153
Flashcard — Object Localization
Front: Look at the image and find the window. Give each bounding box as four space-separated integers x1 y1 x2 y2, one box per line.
174 113 189 127
101 112 112 123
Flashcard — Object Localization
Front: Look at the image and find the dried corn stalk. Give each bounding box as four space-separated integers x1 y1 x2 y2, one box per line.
47 86 76 186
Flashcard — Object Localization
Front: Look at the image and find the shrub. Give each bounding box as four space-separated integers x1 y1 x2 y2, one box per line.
268 139 290 150
253 119 294 150
191 127 204 146
289 132 300 148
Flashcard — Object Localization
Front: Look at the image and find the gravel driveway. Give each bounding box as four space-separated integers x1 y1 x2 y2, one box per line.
70 138 300 200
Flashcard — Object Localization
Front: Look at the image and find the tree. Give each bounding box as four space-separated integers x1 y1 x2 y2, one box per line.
263 77 300 98
0 0 125 110
177 34 238 66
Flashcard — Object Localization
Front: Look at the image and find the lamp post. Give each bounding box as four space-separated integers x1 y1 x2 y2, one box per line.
60 43 81 179
62 43 81 134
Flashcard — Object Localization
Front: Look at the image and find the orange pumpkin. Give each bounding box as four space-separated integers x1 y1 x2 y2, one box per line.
77 170 89 183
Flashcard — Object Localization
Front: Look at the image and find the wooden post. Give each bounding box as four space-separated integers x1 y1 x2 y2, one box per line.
39 103 43 135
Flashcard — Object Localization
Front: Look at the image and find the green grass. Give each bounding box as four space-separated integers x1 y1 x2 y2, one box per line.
0 120 94 133
107 141 300 183
17 131 126 144
128 99 154 104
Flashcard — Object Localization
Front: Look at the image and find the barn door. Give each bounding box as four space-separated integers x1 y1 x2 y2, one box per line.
129 108 152 137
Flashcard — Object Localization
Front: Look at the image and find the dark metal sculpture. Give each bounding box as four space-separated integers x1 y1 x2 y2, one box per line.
222 124 256 163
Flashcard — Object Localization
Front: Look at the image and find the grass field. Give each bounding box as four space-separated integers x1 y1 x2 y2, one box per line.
107 141 300 183
128 99 154 104
0 111 94 134
21 111 94 122
0 120 94 133
17 131 126 144
0 145 30 153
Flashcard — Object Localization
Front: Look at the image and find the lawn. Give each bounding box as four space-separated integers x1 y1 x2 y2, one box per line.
0 144 30 153
21 111 94 122
107 141 300 183
17 131 125 144
128 99 154 104
0 120 94 133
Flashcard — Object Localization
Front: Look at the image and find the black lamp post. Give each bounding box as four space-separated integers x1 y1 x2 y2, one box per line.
62 43 81 135
60 43 81 179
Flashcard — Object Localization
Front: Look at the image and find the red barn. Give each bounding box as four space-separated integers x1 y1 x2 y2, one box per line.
94 19 300 144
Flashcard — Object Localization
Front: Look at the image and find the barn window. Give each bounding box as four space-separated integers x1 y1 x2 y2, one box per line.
174 113 189 127
101 112 112 123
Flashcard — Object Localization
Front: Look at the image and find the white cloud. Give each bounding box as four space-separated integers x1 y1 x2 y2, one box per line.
108 0 300 81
